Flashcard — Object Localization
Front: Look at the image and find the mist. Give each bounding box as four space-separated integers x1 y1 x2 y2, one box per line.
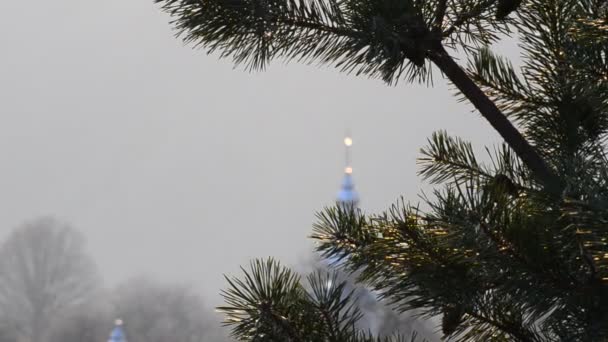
0 0 507 339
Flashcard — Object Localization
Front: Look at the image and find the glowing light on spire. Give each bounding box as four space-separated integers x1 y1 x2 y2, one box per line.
344 135 353 173
344 137 353 147
337 133 359 207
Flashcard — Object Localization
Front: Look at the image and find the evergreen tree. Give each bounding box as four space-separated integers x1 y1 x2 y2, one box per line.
156 0 608 340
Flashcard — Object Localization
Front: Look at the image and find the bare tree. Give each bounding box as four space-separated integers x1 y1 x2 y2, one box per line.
112 277 230 342
0 217 100 342
47 279 232 342
0 325 17 342
47 303 112 342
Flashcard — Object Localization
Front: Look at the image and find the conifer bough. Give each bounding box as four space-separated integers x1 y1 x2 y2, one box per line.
155 0 608 340
155 0 561 191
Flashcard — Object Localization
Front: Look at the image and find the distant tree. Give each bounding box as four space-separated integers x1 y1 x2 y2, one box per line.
46 280 233 342
0 217 99 342
0 325 17 342
47 303 112 342
112 277 227 342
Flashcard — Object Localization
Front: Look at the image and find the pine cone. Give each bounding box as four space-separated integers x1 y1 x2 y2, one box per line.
442 305 464 336
496 0 523 20
493 174 519 196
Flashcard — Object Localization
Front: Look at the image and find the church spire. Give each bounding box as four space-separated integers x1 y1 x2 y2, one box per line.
337 135 359 208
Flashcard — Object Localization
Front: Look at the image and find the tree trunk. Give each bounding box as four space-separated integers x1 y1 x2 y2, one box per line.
31 311 46 342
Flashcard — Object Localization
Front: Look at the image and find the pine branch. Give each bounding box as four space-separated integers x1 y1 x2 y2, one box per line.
219 258 393 341
157 0 562 193
464 309 537 342
443 0 499 37
306 271 363 340
157 0 435 82
219 259 307 341
418 131 493 185
187 0 608 339
428 45 562 192
432 0 448 33
312 203 552 341
466 47 548 118
571 17 608 45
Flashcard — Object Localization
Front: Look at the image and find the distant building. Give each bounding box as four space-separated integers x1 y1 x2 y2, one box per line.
107 319 127 342
337 136 359 208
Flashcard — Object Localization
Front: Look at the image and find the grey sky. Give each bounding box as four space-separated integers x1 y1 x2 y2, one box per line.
0 0 503 306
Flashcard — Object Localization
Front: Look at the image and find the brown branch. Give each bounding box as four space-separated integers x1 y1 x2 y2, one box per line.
428 45 562 193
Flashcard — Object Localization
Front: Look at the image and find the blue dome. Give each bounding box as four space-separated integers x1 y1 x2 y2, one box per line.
337 173 359 205
108 325 127 342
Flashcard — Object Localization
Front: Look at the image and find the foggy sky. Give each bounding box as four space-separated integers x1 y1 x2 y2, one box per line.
0 0 504 306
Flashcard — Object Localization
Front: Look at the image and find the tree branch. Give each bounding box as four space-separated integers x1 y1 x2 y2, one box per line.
432 0 448 33
477 221 577 291
279 18 361 40
428 45 562 193
257 300 304 342
443 0 498 37
319 308 339 341
466 310 535 342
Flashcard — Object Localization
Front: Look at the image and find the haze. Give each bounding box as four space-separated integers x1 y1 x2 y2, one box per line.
0 0 503 308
